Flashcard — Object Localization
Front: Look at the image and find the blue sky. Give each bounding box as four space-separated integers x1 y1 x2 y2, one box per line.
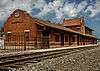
0 0 100 38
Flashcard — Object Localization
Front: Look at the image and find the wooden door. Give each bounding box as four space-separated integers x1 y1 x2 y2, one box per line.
61 34 64 46
42 32 49 48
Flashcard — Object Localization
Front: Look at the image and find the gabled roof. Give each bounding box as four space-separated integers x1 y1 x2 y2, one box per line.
34 18 96 38
35 18 77 33
4 9 96 39
63 17 83 26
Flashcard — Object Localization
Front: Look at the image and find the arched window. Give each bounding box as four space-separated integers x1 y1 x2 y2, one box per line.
24 30 30 41
15 11 20 18
7 32 12 42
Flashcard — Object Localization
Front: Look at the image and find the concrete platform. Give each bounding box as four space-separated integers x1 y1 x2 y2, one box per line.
0 44 98 58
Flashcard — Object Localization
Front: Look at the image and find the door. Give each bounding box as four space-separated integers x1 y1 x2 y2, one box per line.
24 31 29 50
61 34 64 46
42 32 49 48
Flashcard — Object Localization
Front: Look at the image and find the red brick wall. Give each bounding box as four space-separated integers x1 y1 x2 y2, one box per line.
3 9 96 47
63 17 85 34
4 9 38 40
49 33 56 42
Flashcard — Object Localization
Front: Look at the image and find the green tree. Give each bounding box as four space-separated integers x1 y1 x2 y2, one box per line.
0 27 4 37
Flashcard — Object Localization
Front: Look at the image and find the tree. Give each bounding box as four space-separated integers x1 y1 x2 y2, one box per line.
0 27 4 37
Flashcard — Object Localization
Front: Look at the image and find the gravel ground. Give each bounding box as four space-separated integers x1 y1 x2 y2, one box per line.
10 47 100 71
0 45 97 57
0 49 14 53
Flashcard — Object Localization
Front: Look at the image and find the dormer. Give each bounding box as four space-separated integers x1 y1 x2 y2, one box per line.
85 26 93 35
63 17 85 34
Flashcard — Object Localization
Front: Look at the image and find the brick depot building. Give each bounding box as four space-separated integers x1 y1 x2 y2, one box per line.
3 9 97 49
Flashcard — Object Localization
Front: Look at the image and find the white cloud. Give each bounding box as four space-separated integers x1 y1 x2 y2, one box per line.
0 0 33 21
33 0 46 9
85 0 100 17
35 0 63 18
77 1 87 12
0 0 9 7
62 3 77 17
0 0 99 22
34 0 89 22
62 1 87 17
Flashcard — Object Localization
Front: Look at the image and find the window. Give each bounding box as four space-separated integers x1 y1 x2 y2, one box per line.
37 25 46 31
15 11 20 18
7 32 12 42
25 32 29 41
24 30 30 41
89 31 92 35
65 35 68 42
72 36 75 42
76 26 80 32
55 34 60 42
80 36 84 40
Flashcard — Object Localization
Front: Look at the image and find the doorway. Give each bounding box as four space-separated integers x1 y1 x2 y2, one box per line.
42 32 49 48
61 34 64 46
